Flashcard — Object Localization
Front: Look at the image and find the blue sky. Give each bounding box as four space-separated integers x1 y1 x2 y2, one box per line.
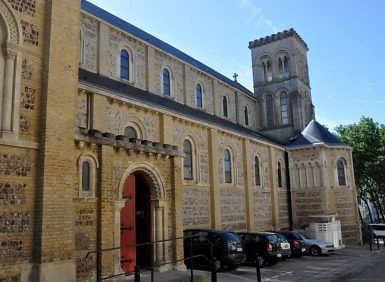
87 0 385 131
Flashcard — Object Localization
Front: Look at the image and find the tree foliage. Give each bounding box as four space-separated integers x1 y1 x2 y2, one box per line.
335 117 385 222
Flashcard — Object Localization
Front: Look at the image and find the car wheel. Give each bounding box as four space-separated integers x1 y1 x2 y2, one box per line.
310 246 322 256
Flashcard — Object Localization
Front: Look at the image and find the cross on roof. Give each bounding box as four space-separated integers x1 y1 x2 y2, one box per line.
233 73 238 82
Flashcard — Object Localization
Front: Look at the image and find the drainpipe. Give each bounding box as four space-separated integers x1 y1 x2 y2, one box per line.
96 145 102 282
285 151 293 230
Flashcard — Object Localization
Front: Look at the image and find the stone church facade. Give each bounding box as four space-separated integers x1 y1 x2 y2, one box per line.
0 0 360 281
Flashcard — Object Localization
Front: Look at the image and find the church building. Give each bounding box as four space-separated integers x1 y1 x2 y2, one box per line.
0 0 360 281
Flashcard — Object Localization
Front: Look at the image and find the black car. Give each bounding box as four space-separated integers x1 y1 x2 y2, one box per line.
278 230 306 257
237 232 282 267
267 231 292 258
183 229 244 270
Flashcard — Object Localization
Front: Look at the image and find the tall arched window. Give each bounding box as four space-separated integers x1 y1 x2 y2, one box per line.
280 92 289 125
82 161 90 191
163 68 171 96
196 84 203 108
224 149 232 183
183 140 193 180
277 162 282 187
263 60 272 82
244 106 249 126
337 159 346 186
222 96 228 117
266 95 274 127
120 49 129 80
124 126 137 139
254 156 260 186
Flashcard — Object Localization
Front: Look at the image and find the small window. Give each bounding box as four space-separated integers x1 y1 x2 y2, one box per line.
244 106 249 126
82 161 90 191
263 60 272 81
124 126 137 139
183 140 193 180
196 84 203 108
254 156 260 186
337 160 346 186
120 50 129 80
223 96 228 117
224 149 232 183
277 162 282 187
280 92 289 125
163 68 171 96
266 95 274 128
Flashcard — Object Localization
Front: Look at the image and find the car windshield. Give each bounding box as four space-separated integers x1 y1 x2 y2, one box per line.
224 232 241 244
266 235 278 243
298 233 309 239
275 233 286 241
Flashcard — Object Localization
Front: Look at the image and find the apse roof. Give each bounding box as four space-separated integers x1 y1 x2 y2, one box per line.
289 120 347 147
81 0 254 97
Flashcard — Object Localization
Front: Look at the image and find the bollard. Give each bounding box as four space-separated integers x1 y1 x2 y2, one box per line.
211 259 217 282
377 236 380 250
134 266 141 282
255 253 261 282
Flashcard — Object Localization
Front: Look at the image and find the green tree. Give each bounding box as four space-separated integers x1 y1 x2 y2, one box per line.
335 117 385 223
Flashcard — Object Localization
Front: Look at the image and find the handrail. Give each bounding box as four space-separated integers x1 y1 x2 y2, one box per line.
84 233 217 281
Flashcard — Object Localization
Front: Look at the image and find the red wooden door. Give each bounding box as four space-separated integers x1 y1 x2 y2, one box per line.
120 175 136 273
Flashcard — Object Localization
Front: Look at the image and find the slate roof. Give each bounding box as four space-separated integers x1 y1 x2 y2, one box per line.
289 120 347 147
78 69 279 147
81 0 254 97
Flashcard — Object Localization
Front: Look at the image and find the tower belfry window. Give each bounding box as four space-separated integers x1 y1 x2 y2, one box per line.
266 95 274 128
280 92 289 125
263 60 272 82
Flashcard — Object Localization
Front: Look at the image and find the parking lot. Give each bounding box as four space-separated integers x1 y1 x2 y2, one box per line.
216 245 385 282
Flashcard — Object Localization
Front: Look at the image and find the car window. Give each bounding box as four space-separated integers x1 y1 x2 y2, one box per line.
276 233 286 241
194 231 208 242
224 232 241 243
298 233 309 239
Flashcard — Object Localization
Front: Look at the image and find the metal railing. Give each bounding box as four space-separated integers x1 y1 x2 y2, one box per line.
84 234 218 282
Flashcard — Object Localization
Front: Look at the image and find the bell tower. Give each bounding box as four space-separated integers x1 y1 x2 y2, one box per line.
249 29 315 144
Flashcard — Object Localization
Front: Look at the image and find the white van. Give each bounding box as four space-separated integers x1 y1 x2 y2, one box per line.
369 223 385 238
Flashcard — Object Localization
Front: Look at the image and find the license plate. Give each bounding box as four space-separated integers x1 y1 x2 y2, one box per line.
277 253 282 257
302 248 306 252
283 244 290 249
237 248 242 252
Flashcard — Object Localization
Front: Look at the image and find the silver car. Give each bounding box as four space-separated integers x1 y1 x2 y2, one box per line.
297 232 335 256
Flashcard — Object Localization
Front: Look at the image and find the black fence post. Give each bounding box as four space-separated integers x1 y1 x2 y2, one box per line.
211 259 217 282
255 253 261 282
190 236 194 282
134 266 141 282
377 236 380 250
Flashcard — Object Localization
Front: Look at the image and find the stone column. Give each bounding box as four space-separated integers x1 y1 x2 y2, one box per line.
1 49 16 132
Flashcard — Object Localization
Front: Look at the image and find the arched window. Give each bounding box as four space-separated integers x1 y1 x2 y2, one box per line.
266 95 274 128
196 84 203 108
277 162 282 187
222 96 228 117
82 161 90 191
124 126 137 139
78 154 99 198
278 57 284 73
263 60 272 82
183 140 193 180
163 68 171 96
280 92 289 125
244 106 249 126
120 49 129 80
337 160 346 186
283 56 289 72
254 156 260 186
224 149 232 183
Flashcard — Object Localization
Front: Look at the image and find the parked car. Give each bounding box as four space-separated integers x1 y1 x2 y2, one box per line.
267 231 292 258
237 232 282 267
278 230 306 257
183 229 244 270
296 232 336 256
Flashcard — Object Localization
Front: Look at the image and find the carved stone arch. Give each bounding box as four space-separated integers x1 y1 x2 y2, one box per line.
118 115 147 139
258 53 273 64
118 162 165 200
0 0 22 45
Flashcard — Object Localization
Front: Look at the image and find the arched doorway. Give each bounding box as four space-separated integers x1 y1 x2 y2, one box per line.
120 173 152 273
